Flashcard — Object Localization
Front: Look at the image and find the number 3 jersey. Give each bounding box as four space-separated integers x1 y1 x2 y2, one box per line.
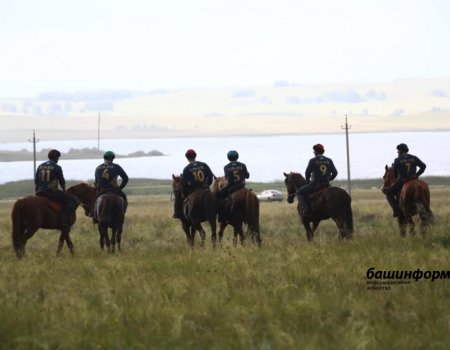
305 155 338 184
95 161 129 190
35 160 66 191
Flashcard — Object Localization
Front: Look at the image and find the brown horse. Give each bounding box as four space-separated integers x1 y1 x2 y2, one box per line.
382 165 433 236
212 176 261 246
172 175 218 247
10 183 94 258
68 183 125 251
283 172 353 241
95 193 125 252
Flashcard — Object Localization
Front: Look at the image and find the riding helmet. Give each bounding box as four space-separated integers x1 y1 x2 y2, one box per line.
48 149 61 160
396 143 409 153
227 150 239 161
185 149 197 159
103 151 116 160
313 144 325 153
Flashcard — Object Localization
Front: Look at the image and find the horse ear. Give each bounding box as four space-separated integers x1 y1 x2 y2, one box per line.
283 172 288 177
385 165 388 171
213 175 217 180
172 174 176 179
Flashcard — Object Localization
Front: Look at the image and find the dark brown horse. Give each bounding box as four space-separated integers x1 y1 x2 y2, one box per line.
382 165 433 236
212 177 261 246
95 193 125 252
10 183 93 258
68 183 125 251
172 175 218 247
283 172 353 241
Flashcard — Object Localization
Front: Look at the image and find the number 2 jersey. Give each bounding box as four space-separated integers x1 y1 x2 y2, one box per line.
35 160 66 192
95 161 129 190
305 155 338 184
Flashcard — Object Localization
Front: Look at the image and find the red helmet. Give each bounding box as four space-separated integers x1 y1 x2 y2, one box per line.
185 149 197 159
313 144 324 153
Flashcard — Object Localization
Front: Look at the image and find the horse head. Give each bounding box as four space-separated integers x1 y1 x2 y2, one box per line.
381 164 395 194
67 183 96 217
283 172 306 204
172 174 182 193
212 176 228 194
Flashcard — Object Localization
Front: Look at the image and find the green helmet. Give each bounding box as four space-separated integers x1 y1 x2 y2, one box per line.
103 151 115 160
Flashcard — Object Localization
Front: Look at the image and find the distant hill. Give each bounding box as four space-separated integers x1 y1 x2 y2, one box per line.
1 77 449 141
0 148 164 162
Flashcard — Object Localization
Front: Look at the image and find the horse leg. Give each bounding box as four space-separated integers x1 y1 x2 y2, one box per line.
218 222 227 243
237 223 245 245
407 215 416 236
63 228 75 255
117 226 123 251
397 213 407 237
232 226 239 246
13 226 33 258
111 227 117 253
197 223 206 247
302 220 314 242
209 219 217 247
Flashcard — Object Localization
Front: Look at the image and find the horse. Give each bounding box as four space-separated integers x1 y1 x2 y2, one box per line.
172 175 218 247
67 183 126 251
95 193 125 252
381 165 434 236
283 172 353 241
212 176 261 246
10 183 93 258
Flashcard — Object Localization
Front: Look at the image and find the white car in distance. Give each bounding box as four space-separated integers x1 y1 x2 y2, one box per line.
257 189 284 202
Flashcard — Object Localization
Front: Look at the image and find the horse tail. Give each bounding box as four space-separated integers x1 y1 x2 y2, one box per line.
11 199 25 257
415 181 434 225
245 190 260 233
345 199 354 234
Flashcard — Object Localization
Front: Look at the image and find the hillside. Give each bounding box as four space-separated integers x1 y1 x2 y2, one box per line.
1 77 449 142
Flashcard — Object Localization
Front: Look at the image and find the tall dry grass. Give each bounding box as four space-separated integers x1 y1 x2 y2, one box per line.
0 189 448 349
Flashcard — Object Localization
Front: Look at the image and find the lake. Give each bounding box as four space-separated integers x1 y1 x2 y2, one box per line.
1 131 449 184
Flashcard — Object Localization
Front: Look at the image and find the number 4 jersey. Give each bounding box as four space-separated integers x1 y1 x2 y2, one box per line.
95 161 129 190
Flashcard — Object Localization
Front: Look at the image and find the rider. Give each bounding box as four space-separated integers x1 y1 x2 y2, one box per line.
216 150 250 221
94 151 129 213
35 149 79 229
173 149 214 218
221 150 249 195
385 143 426 217
296 144 338 217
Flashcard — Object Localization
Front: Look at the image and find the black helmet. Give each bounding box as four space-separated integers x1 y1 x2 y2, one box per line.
396 143 409 153
48 149 61 160
227 150 239 161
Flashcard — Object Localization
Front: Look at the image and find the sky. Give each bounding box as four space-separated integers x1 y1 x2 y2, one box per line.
1 0 449 98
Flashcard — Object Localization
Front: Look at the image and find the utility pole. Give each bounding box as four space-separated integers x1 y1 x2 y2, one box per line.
341 115 352 195
28 129 39 184
97 112 101 150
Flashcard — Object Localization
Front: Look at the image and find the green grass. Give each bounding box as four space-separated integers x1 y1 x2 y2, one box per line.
0 189 449 349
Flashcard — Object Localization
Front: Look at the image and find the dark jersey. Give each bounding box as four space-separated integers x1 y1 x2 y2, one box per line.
305 155 338 184
224 161 249 187
393 154 426 180
95 161 129 190
35 160 66 192
182 161 214 194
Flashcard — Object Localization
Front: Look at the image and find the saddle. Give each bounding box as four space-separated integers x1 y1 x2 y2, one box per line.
35 191 63 212
308 184 330 202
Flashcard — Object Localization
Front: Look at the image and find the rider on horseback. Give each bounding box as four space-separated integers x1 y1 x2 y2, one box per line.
94 151 129 214
217 150 250 222
296 144 338 217
173 149 214 218
385 143 426 217
35 149 79 229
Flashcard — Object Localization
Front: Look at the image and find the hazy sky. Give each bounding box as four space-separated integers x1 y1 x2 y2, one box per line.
1 0 449 97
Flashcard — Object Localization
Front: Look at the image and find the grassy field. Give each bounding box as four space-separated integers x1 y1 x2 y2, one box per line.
0 188 449 349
